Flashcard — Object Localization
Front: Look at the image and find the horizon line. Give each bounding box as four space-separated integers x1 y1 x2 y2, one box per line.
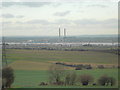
1 34 119 37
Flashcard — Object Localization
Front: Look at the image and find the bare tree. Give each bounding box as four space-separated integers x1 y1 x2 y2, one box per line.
48 64 65 85
65 71 77 85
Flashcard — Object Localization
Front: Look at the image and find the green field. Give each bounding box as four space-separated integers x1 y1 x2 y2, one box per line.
4 49 119 88
12 69 118 88
7 49 118 64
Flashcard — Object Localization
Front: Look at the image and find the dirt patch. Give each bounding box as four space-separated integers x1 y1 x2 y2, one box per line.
9 61 73 70
9 61 51 70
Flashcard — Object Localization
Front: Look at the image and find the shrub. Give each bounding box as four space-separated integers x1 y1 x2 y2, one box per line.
108 77 116 86
92 83 97 86
118 66 120 69
97 75 116 86
65 72 77 85
98 75 109 86
48 65 65 85
2 66 14 89
39 82 48 86
97 65 104 69
79 74 94 86
75 66 82 70
84 64 92 69
64 73 71 85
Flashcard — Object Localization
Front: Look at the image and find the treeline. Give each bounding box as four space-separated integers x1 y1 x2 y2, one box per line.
1 65 117 89
55 62 118 70
39 65 116 87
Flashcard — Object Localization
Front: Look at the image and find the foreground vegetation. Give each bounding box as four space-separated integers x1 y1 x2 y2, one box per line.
11 69 118 88
3 49 118 88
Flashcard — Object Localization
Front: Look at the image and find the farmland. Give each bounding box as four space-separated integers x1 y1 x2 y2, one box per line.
12 69 118 88
3 49 118 88
7 49 118 65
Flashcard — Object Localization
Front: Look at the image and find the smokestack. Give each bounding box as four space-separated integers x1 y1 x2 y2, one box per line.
59 26 61 38
64 28 66 38
64 28 66 42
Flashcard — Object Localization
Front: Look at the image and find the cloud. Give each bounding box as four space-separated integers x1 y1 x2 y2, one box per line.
3 18 117 36
2 21 12 25
3 18 117 30
74 18 117 28
87 4 108 8
52 18 117 29
52 3 62 7
26 19 72 25
1 13 25 19
1 14 15 18
54 11 71 16
20 2 51 7
26 19 50 24
25 18 117 29
16 15 24 18
74 19 100 25
53 19 72 25
2 2 52 7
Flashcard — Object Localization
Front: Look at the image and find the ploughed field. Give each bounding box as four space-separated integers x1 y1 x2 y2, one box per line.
5 49 118 88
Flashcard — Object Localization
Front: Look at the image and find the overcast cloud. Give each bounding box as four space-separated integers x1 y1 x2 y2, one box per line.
2 2 52 7
54 11 71 16
1 1 118 36
87 4 108 8
1 13 15 18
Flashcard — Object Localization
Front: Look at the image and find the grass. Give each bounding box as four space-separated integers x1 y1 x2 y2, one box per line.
12 69 118 88
7 49 118 65
4 49 118 88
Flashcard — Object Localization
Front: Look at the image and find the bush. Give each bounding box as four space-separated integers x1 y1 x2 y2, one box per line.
118 66 120 69
75 66 82 70
48 65 65 85
97 65 104 69
92 83 97 86
98 75 116 86
98 75 109 86
65 72 77 85
108 77 116 86
84 64 92 69
39 82 48 86
2 66 14 89
79 74 94 86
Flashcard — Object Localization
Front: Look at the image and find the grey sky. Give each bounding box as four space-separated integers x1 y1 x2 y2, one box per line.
1 0 118 36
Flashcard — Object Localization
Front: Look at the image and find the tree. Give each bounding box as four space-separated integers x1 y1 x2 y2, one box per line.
2 66 14 89
97 65 104 69
98 75 116 86
48 64 65 85
98 75 109 86
79 74 94 86
65 71 77 85
108 77 116 86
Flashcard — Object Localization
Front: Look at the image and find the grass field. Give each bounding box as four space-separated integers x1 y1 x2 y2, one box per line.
7 49 118 64
12 69 118 88
4 49 119 88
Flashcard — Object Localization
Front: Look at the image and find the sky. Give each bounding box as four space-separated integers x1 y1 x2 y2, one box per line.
0 0 118 36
